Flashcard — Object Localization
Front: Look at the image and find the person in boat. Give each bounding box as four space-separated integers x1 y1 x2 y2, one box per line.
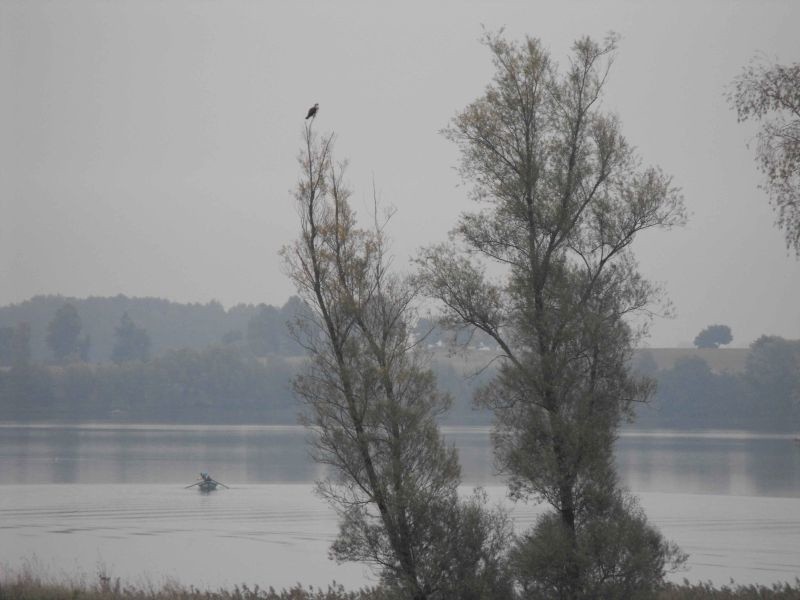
186 472 227 490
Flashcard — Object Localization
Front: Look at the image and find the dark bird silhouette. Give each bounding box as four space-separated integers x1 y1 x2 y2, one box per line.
305 103 319 120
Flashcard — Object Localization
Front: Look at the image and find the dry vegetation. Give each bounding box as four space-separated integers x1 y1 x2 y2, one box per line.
2 571 800 600
658 580 800 599
0 571 387 600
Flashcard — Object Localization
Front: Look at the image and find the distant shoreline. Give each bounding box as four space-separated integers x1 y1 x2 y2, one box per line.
0 421 796 438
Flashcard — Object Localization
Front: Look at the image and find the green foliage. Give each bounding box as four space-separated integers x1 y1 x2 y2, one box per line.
729 58 800 254
419 31 685 597
513 493 686 599
285 125 512 600
693 325 733 349
430 489 516 600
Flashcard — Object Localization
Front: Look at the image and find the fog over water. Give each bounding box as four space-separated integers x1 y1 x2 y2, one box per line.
2 1 799 347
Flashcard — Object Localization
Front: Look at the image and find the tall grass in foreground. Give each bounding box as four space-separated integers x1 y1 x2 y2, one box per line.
1 571 800 599
0 569 388 600
658 580 800 599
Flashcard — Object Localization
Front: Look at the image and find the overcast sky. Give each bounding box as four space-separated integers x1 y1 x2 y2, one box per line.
1 1 798 348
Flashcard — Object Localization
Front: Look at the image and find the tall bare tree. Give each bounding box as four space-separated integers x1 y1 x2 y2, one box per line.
417 33 686 598
282 124 512 600
729 58 800 255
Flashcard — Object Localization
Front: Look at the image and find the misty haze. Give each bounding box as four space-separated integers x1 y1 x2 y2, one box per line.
1 2 799 599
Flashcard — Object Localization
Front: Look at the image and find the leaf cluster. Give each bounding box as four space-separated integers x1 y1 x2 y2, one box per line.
729 58 800 254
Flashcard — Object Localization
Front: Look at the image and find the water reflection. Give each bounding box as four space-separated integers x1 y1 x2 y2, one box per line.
615 432 800 497
51 428 80 483
0 425 797 497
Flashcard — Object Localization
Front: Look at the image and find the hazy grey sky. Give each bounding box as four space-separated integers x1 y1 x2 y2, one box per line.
1 1 798 347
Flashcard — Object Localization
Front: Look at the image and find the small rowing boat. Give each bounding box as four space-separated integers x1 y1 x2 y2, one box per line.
185 472 229 492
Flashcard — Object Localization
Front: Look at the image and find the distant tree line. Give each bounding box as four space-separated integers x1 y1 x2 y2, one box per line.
634 336 800 431
0 292 491 424
0 345 300 422
1 297 797 431
0 312 490 424
0 295 495 366
0 295 304 364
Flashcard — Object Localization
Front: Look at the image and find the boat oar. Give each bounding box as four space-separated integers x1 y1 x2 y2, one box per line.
184 481 201 489
210 479 229 489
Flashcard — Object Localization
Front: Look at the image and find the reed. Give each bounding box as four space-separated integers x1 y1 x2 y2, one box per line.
2 570 799 599
0 570 388 600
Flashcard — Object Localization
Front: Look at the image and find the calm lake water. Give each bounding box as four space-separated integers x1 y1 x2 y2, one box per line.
1 424 799 589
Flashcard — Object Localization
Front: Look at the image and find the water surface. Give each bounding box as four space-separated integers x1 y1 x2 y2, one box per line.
1 424 798 589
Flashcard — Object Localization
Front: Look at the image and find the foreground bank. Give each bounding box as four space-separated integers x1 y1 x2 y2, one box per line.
2 573 800 600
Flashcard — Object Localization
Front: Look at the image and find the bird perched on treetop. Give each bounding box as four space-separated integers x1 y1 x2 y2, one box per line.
305 103 319 120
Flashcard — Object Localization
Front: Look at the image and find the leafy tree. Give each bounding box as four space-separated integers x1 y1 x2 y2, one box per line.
417 32 686 597
283 125 512 599
693 324 733 349
111 312 151 363
729 58 800 254
512 491 684 599
46 303 85 362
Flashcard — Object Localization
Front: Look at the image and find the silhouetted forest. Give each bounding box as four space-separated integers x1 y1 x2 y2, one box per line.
0 296 797 430
0 295 304 363
632 337 800 431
